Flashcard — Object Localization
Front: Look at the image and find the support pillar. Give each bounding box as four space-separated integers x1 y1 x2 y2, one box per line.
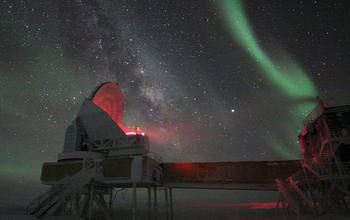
109 187 113 213
169 188 174 220
71 191 76 215
132 182 137 220
88 184 94 220
154 186 158 220
148 186 152 220
165 186 169 220
80 194 90 216
72 191 80 215
94 194 112 220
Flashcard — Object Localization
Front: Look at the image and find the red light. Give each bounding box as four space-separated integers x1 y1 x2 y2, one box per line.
124 126 146 136
91 83 124 124
126 132 137 135
91 83 146 136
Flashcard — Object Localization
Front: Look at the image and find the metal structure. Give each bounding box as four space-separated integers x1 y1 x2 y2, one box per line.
27 83 349 219
276 98 350 216
27 83 163 220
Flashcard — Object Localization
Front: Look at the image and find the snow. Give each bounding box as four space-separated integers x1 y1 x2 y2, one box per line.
1 202 349 220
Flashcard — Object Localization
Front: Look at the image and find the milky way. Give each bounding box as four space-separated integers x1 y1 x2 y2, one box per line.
1 0 350 202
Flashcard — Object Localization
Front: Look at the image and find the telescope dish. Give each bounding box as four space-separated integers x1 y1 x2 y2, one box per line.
89 82 124 124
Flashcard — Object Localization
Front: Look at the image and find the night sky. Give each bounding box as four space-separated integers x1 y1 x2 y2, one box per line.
1 0 350 204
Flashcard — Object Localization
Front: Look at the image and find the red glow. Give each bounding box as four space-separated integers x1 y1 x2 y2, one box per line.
126 132 137 135
125 126 146 136
91 83 146 136
135 126 145 136
176 202 277 209
118 123 134 135
92 83 124 124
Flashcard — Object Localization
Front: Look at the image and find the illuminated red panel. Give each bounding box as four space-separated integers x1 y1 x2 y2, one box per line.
91 83 124 124
91 82 140 135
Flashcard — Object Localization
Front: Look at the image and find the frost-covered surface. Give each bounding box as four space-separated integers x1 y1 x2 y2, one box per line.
1 202 349 220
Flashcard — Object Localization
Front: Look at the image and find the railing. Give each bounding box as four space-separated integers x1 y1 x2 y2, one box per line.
316 157 335 175
341 162 350 174
317 127 331 147
276 179 300 217
323 97 350 108
303 101 325 127
300 154 320 177
328 126 350 139
307 178 347 214
289 173 315 215
300 154 306 167
27 184 66 215
88 135 143 149
300 154 334 178
26 174 73 215
148 152 163 163
27 165 99 217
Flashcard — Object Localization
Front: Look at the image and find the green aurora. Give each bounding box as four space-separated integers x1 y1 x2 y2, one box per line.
220 0 319 158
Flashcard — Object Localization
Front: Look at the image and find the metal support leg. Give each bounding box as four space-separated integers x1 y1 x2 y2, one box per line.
154 187 158 220
148 186 152 220
71 191 76 215
94 194 112 220
132 182 137 220
165 186 169 220
80 194 90 216
98 194 108 211
169 188 174 220
88 184 94 220
109 188 113 213
72 191 81 215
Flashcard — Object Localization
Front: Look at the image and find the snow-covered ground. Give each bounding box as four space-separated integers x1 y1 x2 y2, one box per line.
1 202 349 220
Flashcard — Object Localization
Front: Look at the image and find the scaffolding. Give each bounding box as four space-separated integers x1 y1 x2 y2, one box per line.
277 100 350 216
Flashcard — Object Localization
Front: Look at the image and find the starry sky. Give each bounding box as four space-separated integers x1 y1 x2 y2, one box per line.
1 0 350 204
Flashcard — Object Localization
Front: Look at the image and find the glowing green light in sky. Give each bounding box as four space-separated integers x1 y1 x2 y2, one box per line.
220 0 318 98
220 0 319 159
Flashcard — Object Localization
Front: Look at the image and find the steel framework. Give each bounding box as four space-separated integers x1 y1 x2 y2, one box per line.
277 100 350 216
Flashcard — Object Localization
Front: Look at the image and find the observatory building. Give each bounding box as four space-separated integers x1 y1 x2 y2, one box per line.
27 83 163 219
27 83 350 219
